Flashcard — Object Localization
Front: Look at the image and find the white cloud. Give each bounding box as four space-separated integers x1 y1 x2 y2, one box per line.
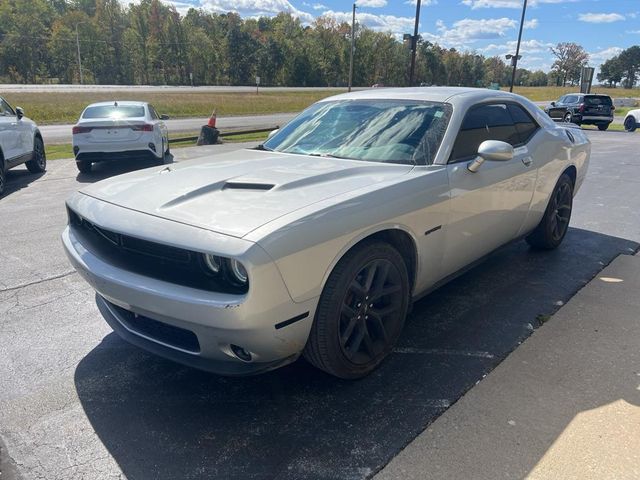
589 46 623 64
357 0 387 7
321 10 415 33
202 0 314 22
628 30 640 34
462 0 577 9
578 12 625 23
422 17 516 46
312 3 327 10
524 18 538 29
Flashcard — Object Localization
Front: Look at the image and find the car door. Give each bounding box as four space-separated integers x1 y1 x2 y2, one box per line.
441 102 538 276
548 96 566 120
0 98 19 161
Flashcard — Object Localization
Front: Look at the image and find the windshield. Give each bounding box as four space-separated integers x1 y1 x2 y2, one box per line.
83 105 145 119
263 99 452 165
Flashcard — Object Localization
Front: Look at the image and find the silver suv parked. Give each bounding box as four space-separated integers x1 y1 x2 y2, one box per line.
0 97 46 197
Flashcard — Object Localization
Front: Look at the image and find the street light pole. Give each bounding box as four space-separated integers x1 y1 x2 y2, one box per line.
75 23 84 85
348 3 356 92
409 0 421 86
509 0 527 92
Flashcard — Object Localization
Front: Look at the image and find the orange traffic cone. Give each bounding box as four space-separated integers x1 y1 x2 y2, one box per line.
207 109 217 128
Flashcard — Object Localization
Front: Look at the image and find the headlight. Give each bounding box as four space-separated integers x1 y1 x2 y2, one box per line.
228 259 248 285
200 254 248 287
203 254 221 273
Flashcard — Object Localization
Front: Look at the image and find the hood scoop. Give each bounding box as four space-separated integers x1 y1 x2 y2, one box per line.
222 182 275 191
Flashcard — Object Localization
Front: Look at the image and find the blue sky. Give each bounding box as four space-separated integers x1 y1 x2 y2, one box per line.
169 0 640 72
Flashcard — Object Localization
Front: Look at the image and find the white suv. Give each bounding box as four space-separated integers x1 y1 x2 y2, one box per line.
0 97 46 197
72 101 170 173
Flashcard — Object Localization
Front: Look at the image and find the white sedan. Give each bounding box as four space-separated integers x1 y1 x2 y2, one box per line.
63 87 590 379
623 108 639 132
72 101 169 173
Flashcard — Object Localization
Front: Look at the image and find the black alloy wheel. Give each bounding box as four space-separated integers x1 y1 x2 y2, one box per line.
304 241 410 379
526 173 573 250
339 258 405 365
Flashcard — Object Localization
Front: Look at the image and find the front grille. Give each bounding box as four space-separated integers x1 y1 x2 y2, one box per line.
68 208 247 294
109 300 200 353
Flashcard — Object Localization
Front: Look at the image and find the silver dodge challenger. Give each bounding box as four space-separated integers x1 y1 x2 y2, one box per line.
62 87 590 379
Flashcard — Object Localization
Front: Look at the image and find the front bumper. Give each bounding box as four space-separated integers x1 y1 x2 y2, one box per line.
62 207 318 375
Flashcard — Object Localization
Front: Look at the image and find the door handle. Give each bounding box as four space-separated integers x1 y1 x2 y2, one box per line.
522 156 533 167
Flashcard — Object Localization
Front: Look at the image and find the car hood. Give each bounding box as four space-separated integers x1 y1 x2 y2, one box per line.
80 149 413 238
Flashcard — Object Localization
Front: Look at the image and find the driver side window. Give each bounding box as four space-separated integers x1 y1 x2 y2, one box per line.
449 103 519 163
0 98 15 116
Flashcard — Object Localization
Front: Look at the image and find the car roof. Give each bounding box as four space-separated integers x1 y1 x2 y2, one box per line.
84 101 149 108
319 87 520 104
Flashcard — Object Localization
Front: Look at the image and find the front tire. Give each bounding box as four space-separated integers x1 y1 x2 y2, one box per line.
624 117 637 132
304 241 410 379
76 160 92 174
597 123 610 131
25 137 46 174
526 173 573 250
564 112 573 123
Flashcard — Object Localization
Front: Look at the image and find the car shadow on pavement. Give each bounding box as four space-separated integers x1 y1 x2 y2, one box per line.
74 227 638 480
1 167 45 199
74 153 175 184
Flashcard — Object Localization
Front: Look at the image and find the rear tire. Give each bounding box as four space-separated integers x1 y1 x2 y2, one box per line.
624 117 637 132
0 162 5 197
526 173 573 250
597 123 609 131
25 137 46 173
76 160 92 174
304 241 410 379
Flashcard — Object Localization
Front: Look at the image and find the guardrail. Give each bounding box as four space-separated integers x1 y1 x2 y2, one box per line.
169 126 278 144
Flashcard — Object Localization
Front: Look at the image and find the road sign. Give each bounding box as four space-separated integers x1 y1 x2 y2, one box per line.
256 76 261 85
580 67 595 94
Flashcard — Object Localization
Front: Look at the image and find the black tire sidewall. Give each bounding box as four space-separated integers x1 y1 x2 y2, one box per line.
0 162 5 196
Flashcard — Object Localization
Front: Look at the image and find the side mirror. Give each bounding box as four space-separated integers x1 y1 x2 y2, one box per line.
267 128 279 139
467 140 514 173
16 107 24 119
550 101 556 107
160 114 169 120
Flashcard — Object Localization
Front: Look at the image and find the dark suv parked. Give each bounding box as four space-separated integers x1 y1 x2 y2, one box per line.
544 93 614 130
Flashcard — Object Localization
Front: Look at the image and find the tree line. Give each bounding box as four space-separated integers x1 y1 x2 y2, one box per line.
0 0 636 89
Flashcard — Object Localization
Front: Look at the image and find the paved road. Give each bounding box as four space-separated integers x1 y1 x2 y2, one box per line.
41 113 298 145
0 131 639 479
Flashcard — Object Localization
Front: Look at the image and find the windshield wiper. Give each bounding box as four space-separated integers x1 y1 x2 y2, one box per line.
254 144 273 151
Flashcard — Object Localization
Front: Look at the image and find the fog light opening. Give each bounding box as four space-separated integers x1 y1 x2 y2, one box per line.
230 344 252 362
148 142 156 152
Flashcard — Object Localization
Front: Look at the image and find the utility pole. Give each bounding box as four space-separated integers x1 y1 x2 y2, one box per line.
348 3 356 92
408 0 421 86
75 23 84 85
509 0 527 92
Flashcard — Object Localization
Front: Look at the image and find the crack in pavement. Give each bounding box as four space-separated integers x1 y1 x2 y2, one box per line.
0 271 76 294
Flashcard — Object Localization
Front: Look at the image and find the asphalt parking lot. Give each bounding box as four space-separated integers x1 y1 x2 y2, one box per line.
1 131 639 480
